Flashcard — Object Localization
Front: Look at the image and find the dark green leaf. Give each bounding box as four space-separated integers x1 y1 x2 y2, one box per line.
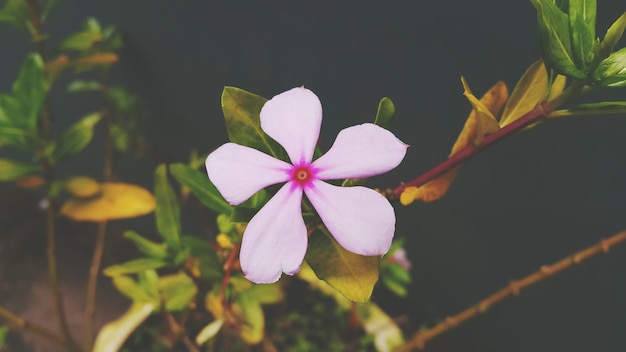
229 206 257 223
124 230 169 259
531 0 586 79
11 54 47 130
103 258 167 277
154 164 181 251
0 124 33 151
158 272 197 311
169 163 233 215
50 112 101 163
305 227 380 303
594 47 626 87
221 87 285 159
0 158 40 181
41 0 60 21
0 0 30 30
595 12 626 61
373 97 395 130
568 0 596 68
181 236 223 280
67 80 102 93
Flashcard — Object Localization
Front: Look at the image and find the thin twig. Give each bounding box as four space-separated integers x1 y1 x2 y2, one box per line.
399 229 626 351
0 306 68 348
220 244 241 306
83 221 107 351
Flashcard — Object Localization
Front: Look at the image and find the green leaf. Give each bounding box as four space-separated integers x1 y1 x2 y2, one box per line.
221 87 285 159
236 290 265 344
103 258 167 277
244 282 283 305
195 319 224 346
154 164 181 251
40 0 60 21
0 0 30 31
0 158 40 181
358 303 404 352
305 227 380 303
8 54 47 130
373 97 395 130
594 47 626 87
595 12 626 62
500 60 550 126
0 124 33 151
50 112 101 163
169 163 233 215
568 0 596 68
112 275 159 303
380 262 411 297
57 17 102 51
158 272 197 311
0 325 8 347
124 230 169 259
554 101 626 116
92 302 155 352
181 236 223 280
229 206 257 223
531 0 586 79
67 80 102 93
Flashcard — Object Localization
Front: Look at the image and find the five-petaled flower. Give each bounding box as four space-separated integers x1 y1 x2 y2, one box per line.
206 87 407 283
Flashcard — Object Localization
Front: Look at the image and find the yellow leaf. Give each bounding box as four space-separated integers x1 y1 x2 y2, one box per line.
205 291 223 319
500 60 551 127
73 53 119 68
64 176 101 198
401 80 507 205
45 55 69 82
60 182 155 221
548 74 567 101
15 175 45 189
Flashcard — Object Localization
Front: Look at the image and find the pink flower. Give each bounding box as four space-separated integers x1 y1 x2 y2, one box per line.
206 87 407 283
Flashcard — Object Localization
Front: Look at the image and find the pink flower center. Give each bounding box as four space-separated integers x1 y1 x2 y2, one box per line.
291 165 314 186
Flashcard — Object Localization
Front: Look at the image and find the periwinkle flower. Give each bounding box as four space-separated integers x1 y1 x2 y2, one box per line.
206 87 407 283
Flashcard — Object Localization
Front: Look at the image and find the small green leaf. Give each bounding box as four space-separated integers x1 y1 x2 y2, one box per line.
594 47 626 87
0 158 40 181
0 124 33 151
229 206 257 223
551 101 626 117
305 227 380 303
221 87 285 159
124 230 169 259
158 272 197 311
154 164 181 251
67 80 102 93
373 97 395 130
195 319 224 346
595 12 626 62
236 290 265 344
92 302 155 352
381 262 411 297
57 17 102 51
10 54 47 130
40 0 60 21
103 258 167 277
568 0 596 68
50 112 101 163
531 0 586 79
244 282 283 305
112 275 159 303
0 325 8 347
0 0 30 31
169 163 233 215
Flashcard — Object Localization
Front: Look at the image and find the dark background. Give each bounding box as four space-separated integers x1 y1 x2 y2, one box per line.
1 1 626 351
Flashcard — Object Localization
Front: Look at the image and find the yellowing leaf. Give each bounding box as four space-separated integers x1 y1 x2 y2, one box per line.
15 175 45 189
548 74 567 101
72 53 118 69
500 60 551 127
60 182 155 221
205 290 223 319
45 54 69 82
64 176 101 198
92 302 155 352
401 80 507 205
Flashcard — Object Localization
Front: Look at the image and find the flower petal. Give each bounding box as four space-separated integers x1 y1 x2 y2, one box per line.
305 180 395 256
260 87 322 165
205 143 291 205
312 123 408 180
240 183 307 283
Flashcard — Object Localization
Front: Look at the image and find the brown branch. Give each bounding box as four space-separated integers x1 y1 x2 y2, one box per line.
0 306 68 348
83 221 107 351
399 229 626 351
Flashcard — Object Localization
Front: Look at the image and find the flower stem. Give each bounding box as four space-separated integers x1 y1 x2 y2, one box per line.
398 229 626 351
83 221 106 351
392 84 583 199
220 244 241 306
0 306 69 348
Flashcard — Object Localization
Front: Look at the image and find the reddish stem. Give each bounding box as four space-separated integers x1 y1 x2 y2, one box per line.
393 101 557 198
220 244 241 305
